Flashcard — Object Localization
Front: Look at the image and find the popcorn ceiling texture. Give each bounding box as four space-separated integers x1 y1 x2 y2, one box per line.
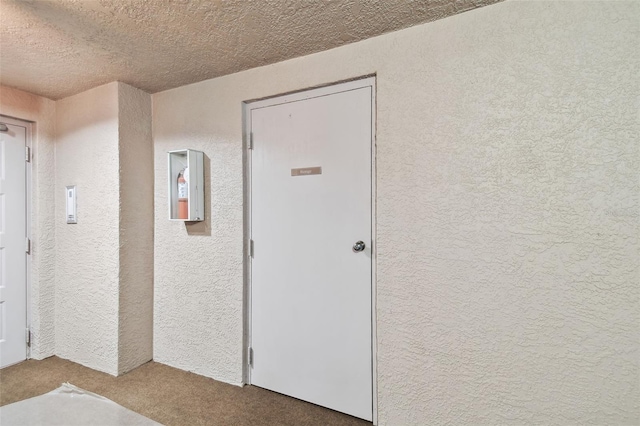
0 0 501 100
0 85 56 360
55 82 121 375
153 1 639 424
117 83 153 375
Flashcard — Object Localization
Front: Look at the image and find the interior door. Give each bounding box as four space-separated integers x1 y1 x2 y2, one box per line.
250 81 373 421
0 119 28 368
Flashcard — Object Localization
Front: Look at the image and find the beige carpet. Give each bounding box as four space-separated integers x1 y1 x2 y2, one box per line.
0 357 371 426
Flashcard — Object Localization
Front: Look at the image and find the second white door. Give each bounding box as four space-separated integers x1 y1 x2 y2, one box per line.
0 119 28 369
249 79 374 421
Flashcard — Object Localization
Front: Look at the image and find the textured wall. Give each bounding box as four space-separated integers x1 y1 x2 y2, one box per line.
0 85 56 360
117 83 154 374
373 3 639 424
55 82 120 375
153 1 639 423
153 88 244 383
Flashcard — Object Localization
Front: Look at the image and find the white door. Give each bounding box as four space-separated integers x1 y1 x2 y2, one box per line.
0 119 28 368
249 80 374 421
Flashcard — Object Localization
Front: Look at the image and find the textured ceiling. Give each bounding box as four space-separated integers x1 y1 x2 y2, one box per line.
0 0 501 100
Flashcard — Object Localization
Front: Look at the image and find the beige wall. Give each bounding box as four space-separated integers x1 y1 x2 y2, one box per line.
55 82 153 375
0 85 56 360
153 1 639 424
55 82 121 374
117 83 154 374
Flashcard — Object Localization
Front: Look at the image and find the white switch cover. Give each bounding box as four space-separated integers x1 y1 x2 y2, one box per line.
66 185 77 224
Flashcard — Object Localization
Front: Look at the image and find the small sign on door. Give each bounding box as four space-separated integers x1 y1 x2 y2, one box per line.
291 166 322 177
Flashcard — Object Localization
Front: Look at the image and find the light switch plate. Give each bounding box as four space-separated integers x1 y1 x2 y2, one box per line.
66 185 77 224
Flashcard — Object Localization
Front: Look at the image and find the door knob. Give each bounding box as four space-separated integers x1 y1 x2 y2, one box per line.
352 241 366 252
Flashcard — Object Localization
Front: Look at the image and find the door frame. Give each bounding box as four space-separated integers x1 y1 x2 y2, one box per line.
242 76 378 424
0 115 32 362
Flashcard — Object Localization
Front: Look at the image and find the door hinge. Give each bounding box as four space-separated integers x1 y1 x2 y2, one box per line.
247 347 253 366
26 328 31 347
25 146 31 162
249 239 254 258
248 132 254 150
26 238 31 254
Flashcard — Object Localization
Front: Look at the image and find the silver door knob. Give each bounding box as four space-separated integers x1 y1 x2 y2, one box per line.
353 241 366 252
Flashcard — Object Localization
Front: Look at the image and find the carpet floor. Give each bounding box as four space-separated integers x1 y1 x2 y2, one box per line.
0 357 371 426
